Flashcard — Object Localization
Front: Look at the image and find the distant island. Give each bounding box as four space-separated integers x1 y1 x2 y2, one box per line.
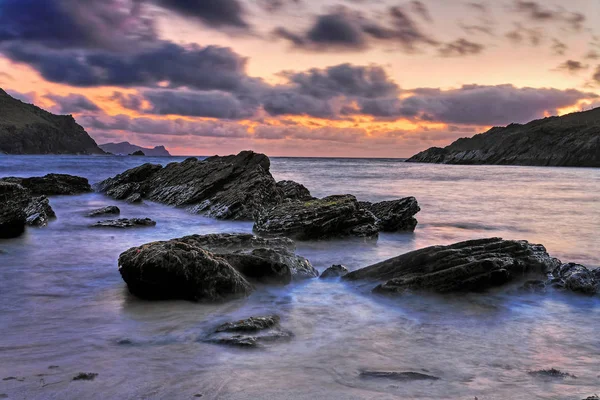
0 88 105 155
407 107 600 167
99 142 171 156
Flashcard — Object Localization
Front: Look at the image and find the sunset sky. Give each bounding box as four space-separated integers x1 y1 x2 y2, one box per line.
1 0 599 156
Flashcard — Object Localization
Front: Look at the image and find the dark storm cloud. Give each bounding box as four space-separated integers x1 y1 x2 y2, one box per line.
155 0 250 29
555 60 588 73
513 1 586 31
438 39 485 57
261 89 335 118
45 93 102 114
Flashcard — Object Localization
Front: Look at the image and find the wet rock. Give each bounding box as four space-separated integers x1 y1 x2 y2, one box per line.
125 193 143 203
583 396 600 400
86 206 120 217
320 264 349 279
550 263 599 295
97 151 283 220
344 238 561 294
0 182 29 238
91 218 156 228
24 196 56 227
361 197 421 232
254 195 379 240
72 372 98 381
178 233 318 280
207 315 293 347
520 280 547 293
118 240 253 301
528 368 576 380
276 180 313 201
359 371 440 381
0 173 91 195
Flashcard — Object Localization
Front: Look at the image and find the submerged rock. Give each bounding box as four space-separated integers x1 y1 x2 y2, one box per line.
97 151 283 220
91 218 156 228
359 371 440 381
254 195 379 240
72 373 98 381
86 206 120 217
362 197 421 232
0 173 92 195
207 315 293 347
344 238 561 294
549 263 599 295
119 241 253 302
528 368 576 380
320 264 349 279
276 180 313 201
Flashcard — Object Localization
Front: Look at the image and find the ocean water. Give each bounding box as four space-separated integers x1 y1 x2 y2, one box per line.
0 155 599 400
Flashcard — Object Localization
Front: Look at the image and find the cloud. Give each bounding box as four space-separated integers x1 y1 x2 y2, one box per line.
5 89 37 104
257 0 301 13
551 39 567 56
555 60 588 73
593 66 600 84
45 93 101 114
512 1 586 31
154 0 250 30
438 39 485 57
505 23 543 46
410 1 433 23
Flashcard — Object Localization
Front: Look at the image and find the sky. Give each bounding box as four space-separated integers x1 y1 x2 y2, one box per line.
0 0 599 157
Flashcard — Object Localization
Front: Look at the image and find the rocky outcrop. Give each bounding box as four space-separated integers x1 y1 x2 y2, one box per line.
206 315 293 347
129 150 145 156
549 263 599 294
86 206 120 217
0 174 92 195
99 142 171 156
118 241 253 301
0 182 30 238
361 197 421 232
320 264 349 278
97 151 283 220
254 195 380 240
406 107 600 167
344 238 562 294
0 88 105 155
24 196 56 227
276 180 313 201
91 218 156 228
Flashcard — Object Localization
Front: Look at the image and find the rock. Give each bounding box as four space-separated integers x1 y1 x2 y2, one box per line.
583 396 600 400
520 280 547 293
406 107 600 167
86 206 120 217
99 142 171 156
24 196 56 226
359 371 440 381
549 263 599 295
254 195 379 240
344 238 562 294
0 88 105 155
320 264 349 278
118 241 253 301
72 372 98 381
125 193 143 203
0 182 29 238
0 173 92 195
97 151 283 220
90 218 156 228
362 197 421 232
129 150 145 156
276 180 313 201
177 233 318 280
207 315 293 347
528 368 576 380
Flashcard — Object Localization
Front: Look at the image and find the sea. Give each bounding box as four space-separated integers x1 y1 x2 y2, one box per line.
0 155 599 400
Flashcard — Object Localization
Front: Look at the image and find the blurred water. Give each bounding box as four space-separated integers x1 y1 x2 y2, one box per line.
0 155 599 400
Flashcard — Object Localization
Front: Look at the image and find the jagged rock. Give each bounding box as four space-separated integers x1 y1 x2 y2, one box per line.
359 371 440 381
549 263 599 295
24 196 56 227
176 233 318 280
0 182 29 238
86 206 120 217
406 107 600 167
0 173 92 195
528 368 576 380
91 218 156 228
206 315 293 347
320 264 349 278
344 238 561 294
276 180 313 201
254 195 379 240
118 241 253 301
361 197 421 232
97 151 283 220
125 193 143 203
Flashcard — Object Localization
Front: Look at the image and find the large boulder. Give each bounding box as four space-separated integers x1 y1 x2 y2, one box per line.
361 197 421 232
253 194 379 240
0 182 30 238
97 151 283 220
0 173 92 195
118 241 253 302
344 238 562 294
